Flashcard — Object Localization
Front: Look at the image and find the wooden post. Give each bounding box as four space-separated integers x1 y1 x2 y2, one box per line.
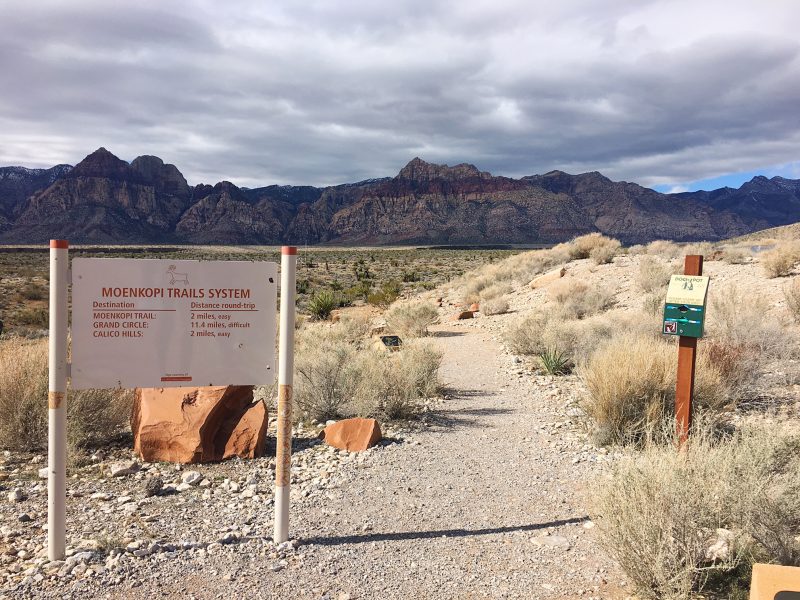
274 246 297 543
675 254 703 446
48 240 69 560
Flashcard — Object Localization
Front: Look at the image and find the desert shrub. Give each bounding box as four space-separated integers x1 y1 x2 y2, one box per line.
0 337 132 451
294 326 359 421
308 290 338 320
762 241 800 278
580 334 738 446
636 256 676 293
720 245 750 265
593 425 800 599
709 284 798 359
645 240 682 259
626 244 646 255
19 282 46 301
568 233 620 260
548 278 616 319
590 238 622 264
14 307 48 328
367 280 401 307
481 297 509 316
338 312 374 342
538 348 572 375
384 302 439 338
785 278 800 323
479 282 513 301
642 293 662 316
682 241 715 258
354 341 442 420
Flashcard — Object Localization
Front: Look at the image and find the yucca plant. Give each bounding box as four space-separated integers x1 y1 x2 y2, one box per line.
308 290 338 321
538 348 572 375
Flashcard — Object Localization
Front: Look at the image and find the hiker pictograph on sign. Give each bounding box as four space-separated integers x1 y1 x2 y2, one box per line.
683 280 694 291
166 265 189 286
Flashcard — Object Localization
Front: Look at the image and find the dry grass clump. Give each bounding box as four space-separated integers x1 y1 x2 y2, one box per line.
645 240 683 258
481 297 510 316
384 302 439 338
761 241 800 278
337 311 374 342
294 324 442 422
593 425 800 599
637 256 677 293
548 278 616 319
720 245 751 264
590 238 622 264
580 334 741 446
353 341 443 420
567 233 621 261
709 284 798 359
682 241 715 258
785 278 800 323
0 337 132 451
478 282 513 301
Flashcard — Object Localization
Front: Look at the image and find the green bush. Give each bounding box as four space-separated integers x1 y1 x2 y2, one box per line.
538 348 572 375
385 302 439 338
308 290 338 320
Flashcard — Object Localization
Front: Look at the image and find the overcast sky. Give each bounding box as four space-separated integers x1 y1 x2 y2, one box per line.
1 0 798 191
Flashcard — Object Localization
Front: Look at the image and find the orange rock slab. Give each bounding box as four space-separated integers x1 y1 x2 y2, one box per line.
132 386 268 464
321 418 382 452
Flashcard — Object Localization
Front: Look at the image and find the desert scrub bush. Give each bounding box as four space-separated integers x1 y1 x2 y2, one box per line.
580 334 738 446
384 302 439 338
642 293 662 316
338 311 374 342
593 425 800 599
720 245 751 264
785 278 800 323
761 241 800 278
567 233 620 260
294 325 359 421
547 278 616 319
636 256 676 293
645 240 682 259
478 282 513 301
709 284 799 359
0 337 132 451
481 297 509 316
353 341 442 420
682 241 715 258
590 238 621 264
13 307 48 328
19 282 46 301
308 290 338 320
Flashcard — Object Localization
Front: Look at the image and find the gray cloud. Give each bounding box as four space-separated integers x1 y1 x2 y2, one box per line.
1 0 798 188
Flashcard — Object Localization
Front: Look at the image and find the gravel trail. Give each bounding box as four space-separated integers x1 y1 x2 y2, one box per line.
8 324 625 599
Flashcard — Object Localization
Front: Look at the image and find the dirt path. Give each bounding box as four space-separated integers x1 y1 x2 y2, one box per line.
48 325 625 600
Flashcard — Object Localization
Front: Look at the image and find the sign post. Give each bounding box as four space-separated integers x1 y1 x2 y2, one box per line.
47 240 69 561
662 255 706 446
274 246 297 543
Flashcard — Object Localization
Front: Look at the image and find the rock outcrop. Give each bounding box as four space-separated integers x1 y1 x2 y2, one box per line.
320 418 382 452
131 386 268 464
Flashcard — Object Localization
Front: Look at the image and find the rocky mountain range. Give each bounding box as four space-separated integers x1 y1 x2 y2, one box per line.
1 148 798 245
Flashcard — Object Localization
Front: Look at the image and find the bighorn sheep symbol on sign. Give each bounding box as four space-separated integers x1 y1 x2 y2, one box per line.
166 265 189 286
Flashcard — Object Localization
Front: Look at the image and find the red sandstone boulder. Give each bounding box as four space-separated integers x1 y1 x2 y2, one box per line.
452 310 474 320
131 386 268 463
469 302 480 312
320 418 382 452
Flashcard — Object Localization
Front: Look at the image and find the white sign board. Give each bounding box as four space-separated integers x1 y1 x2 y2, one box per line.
71 258 277 389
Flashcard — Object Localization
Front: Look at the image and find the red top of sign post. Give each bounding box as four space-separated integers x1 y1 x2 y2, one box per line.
50 240 69 249
281 246 297 255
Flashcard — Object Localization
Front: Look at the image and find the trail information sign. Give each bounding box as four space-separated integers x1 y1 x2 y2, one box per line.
71 258 277 389
663 274 710 338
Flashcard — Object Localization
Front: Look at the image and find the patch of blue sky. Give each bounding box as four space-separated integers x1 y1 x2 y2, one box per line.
654 161 800 194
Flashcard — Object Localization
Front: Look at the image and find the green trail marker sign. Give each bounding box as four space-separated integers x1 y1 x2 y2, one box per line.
663 274 710 338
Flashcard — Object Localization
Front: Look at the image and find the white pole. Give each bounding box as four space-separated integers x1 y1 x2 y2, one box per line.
274 246 297 543
48 239 69 561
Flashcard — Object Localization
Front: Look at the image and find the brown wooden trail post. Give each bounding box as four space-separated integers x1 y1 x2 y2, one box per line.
675 254 703 446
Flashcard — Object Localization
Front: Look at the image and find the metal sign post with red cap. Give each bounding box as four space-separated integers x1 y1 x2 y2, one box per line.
274 246 297 543
47 240 69 560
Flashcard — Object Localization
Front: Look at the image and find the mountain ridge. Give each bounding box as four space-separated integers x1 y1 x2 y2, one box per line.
1 148 798 245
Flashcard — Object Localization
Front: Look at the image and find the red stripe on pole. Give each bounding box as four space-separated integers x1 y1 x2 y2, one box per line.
281 246 297 255
160 376 192 382
50 240 69 249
